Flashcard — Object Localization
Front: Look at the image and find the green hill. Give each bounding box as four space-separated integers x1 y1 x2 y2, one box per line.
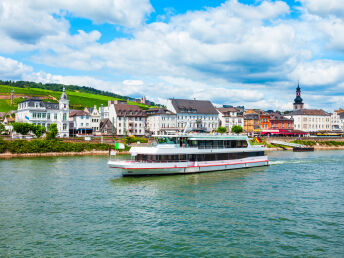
0 82 159 113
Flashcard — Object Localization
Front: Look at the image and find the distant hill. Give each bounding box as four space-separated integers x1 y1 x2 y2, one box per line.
0 80 160 113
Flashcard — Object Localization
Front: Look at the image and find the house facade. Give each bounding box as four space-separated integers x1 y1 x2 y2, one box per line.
286 109 331 132
69 110 92 135
216 107 244 132
107 101 146 136
145 108 177 135
286 84 331 132
15 87 69 137
166 99 219 132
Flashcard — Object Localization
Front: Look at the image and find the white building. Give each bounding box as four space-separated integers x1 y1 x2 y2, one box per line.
85 105 101 134
145 108 177 135
331 109 344 131
286 109 331 132
166 99 219 132
217 107 244 132
107 101 146 136
15 87 69 137
69 110 92 135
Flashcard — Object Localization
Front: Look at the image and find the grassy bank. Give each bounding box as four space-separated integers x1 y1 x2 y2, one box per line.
0 139 129 154
291 140 344 146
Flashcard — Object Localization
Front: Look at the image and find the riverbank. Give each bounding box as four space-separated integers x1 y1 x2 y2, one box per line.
1 145 344 159
0 150 130 159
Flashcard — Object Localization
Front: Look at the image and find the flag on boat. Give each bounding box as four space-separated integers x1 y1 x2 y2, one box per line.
256 137 262 143
115 142 125 150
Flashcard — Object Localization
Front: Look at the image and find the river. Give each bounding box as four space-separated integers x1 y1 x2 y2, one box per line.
0 151 343 257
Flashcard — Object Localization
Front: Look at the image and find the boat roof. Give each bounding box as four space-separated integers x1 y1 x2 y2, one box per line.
153 133 248 140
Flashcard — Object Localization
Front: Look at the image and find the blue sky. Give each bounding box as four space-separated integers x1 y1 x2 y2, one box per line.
0 0 344 111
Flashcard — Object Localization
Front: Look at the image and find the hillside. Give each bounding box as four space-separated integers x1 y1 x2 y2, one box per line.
0 82 159 113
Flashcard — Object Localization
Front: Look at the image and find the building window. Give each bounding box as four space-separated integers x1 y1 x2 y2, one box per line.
33 113 37 118
42 113 46 118
63 113 67 121
47 113 50 119
86 123 89 126
63 123 67 130
81 123 83 126
37 113 42 118
54 113 57 120
64 104 66 109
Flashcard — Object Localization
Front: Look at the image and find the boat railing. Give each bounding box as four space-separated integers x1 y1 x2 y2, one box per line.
134 160 189 163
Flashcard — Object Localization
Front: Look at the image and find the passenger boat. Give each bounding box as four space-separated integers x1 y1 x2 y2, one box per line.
108 134 269 176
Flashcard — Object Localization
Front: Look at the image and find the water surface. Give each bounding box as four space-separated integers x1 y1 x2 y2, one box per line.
0 151 343 256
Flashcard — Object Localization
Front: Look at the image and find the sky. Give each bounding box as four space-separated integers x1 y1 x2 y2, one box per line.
1 0 344 111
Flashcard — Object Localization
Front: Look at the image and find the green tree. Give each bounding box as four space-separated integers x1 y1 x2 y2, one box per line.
231 125 243 134
12 122 32 135
216 126 227 134
0 123 5 134
47 123 58 140
32 124 46 138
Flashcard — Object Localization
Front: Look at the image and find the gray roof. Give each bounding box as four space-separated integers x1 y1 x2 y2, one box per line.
145 108 175 116
70 110 89 117
289 109 330 116
170 99 218 114
19 98 59 110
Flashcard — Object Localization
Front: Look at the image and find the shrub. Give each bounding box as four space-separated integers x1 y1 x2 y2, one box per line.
0 138 7 153
2 139 114 154
47 123 58 139
231 125 243 134
216 126 227 134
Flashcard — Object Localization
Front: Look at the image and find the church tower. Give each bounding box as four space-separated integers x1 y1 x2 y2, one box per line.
58 87 69 137
293 83 304 110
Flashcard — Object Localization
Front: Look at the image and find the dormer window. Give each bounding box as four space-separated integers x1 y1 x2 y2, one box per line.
35 102 39 108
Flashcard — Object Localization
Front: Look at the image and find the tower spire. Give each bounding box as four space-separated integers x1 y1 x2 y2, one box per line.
293 82 304 110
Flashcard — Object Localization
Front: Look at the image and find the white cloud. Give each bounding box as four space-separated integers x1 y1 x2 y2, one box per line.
30 0 153 27
290 60 344 86
0 56 32 79
300 0 344 18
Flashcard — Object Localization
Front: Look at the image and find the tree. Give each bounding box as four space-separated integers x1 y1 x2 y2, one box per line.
12 122 32 135
32 125 46 138
0 123 5 134
231 125 243 134
216 126 227 134
47 123 58 140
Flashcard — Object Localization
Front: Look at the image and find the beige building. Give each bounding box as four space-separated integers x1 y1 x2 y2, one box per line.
217 107 244 132
286 109 331 132
145 108 177 135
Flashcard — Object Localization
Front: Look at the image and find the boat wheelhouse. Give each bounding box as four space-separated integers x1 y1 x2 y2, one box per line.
108 134 269 176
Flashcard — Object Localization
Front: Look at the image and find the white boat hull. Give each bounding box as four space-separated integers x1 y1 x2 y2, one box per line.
108 156 269 176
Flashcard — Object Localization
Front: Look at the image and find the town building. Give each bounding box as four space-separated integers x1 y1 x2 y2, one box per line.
331 109 344 131
99 118 113 135
286 109 331 132
243 112 260 135
260 112 270 131
293 83 304 110
85 105 101 134
69 110 92 136
166 99 219 132
107 101 146 136
216 107 244 132
145 108 177 135
286 84 331 132
15 87 69 137
269 113 294 131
